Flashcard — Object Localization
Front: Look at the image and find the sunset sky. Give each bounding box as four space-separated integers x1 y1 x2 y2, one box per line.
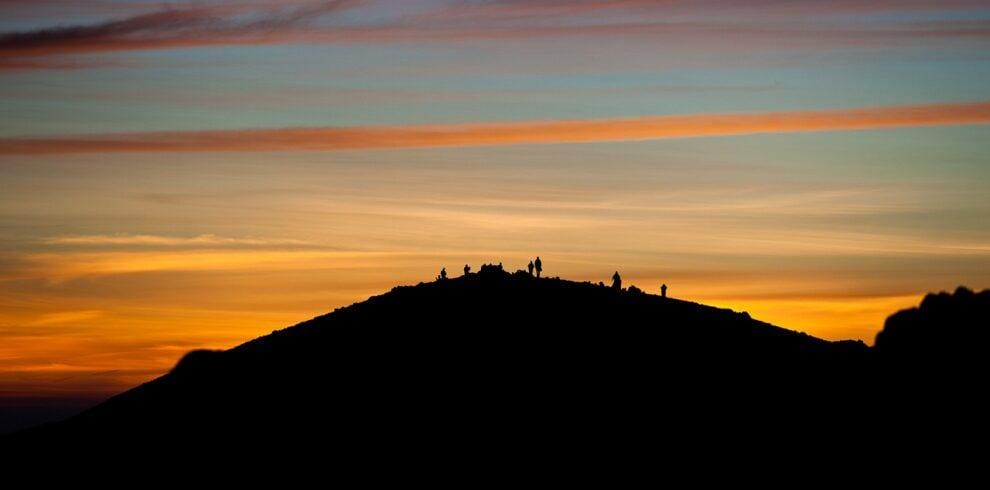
2 0 990 402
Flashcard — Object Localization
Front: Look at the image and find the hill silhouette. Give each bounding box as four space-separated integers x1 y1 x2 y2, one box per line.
875 286 990 356
4 269 984 453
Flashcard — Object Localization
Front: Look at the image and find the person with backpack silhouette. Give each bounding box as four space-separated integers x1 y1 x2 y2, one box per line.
527 260 535 276
661 283 667 298
464 264 471 276
440 267 447 280
534 256 542 278
612 271 622 290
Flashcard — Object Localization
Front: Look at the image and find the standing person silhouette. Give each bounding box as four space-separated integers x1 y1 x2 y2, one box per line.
534 256 542 278
440 267 447 280
527 260 535 276
611 271 622 290
464 264 471 276
661 283 667 298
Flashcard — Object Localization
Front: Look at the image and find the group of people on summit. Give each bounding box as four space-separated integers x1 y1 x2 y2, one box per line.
439 257 668 298
449 257 542 279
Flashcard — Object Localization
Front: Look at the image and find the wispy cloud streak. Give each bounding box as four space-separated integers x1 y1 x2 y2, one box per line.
42 234 311 247
2 1 989 70
0 0 359 68
3 101 988 155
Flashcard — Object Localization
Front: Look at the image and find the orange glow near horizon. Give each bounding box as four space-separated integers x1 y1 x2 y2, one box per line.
1 241 978 399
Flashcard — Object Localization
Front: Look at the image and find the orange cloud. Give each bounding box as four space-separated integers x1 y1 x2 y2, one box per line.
3 101 989 155
18 250 418 281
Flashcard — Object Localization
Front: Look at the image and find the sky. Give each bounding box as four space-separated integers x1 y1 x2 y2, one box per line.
1 0 990 404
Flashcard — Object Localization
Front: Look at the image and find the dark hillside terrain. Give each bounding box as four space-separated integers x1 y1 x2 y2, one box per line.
6 269 986 453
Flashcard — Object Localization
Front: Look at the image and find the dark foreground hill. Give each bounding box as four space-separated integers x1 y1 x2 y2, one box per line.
875 286 990 355
5 269 986 454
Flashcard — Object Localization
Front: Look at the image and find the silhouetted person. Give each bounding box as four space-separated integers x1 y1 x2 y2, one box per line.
464 264 471 276
534 257 542 278
661 283 667 298
440 267 447 280
528 260 535 276
612 271 622 290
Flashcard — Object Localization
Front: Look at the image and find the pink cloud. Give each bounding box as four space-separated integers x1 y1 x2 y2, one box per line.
1 0 988 71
